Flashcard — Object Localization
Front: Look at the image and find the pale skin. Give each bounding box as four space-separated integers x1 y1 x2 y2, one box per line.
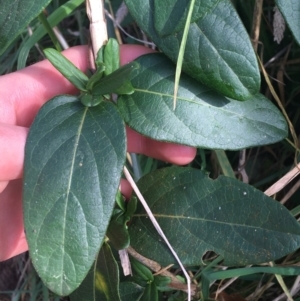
0 45 196 261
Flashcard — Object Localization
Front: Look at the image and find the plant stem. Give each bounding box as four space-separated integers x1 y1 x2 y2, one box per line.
38 11 62 52
214 150 236 178
173 0 195 110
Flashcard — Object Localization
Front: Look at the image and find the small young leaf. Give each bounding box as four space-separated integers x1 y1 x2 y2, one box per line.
115 190 126 212
129 166 300 266
95 45 105 69
131 258 154 282
104 38 120 75
118 53 287 150
80 93 104 107
23 95 126 295
106 212 130 250
86 63 106 91
140 282 159 301
44 48 89 91
70 243 121 301
92 62 138 96
154 275 172 291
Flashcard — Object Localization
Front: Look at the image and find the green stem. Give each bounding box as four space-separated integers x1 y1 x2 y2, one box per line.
214 150 235 178
38 11 63 52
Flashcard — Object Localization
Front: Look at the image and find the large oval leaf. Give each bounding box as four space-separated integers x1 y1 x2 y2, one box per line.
0 0 51 55
23 96 126 296
129 167 300 266
125 0 260 100
275 0 300 45
118 53 287 150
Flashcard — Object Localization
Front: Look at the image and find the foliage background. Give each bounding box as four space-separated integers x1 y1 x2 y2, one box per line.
0 0 300 300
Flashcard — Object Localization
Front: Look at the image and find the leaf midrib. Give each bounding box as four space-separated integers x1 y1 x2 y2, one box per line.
59 106 88 290
133 88 275 126
133 213 299 234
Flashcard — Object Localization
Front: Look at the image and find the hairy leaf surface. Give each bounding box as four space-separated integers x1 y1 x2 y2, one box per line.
23 96 126 295
118 54 287 150
129 167 300 266
0 0 51 55
275 0 300 45
125 0 260 100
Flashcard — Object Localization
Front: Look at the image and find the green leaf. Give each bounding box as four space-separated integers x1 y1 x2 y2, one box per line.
0 0 52 55
92 62 138 96
118 54 287 150
154 0 219 37
131 258 154 282
44 48 89 91
107 196 137 250
129 166 300 266
154 275 171 291
104 38 120 75
95 45 105 69
119 282 144 301
23 95 126 295
106 211 130 250
70 243 121 301
79 93 104 107
125 0 260 100
86 63 106 91
275 0 300 45
140 282 158 301
17 0 85 70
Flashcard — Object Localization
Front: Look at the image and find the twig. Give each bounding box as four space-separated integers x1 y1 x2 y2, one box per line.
127 246 198 296
251 0 263 52
264 162 300 196
86 0 108 69
123 166 192 301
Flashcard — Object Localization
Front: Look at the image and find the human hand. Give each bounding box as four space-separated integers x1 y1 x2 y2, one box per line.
0 45 196 261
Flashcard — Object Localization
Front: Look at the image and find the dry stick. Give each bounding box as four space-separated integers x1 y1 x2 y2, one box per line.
236 0 264 184
127 246 198 295
251 0 263 52
280 179 300 204
123 167 192 301
86 0 108 70
264 162 300 196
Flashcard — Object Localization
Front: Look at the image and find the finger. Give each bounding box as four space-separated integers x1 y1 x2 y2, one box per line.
0 123 28 182
126 127 197 165
0 179 28 261
1 46 90 127
120 44 155 65
0 181 9 194
120 178 133 200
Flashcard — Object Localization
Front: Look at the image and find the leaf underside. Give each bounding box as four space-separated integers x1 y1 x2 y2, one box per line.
125 0 261 100
129 167 300 266
23 95 126 296
118 53 287 150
